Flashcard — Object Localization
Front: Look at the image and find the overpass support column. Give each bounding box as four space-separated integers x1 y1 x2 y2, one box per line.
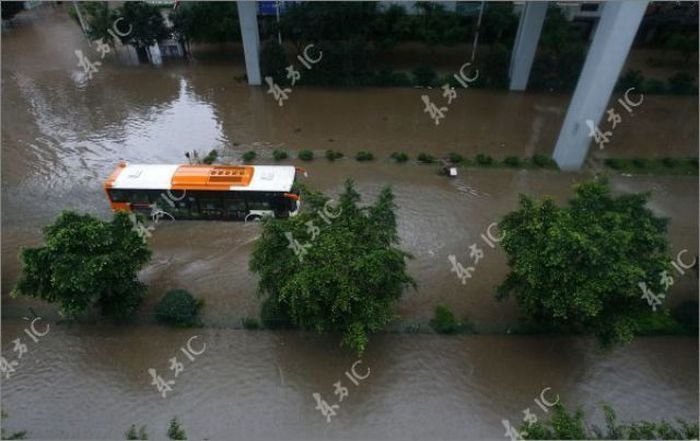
552 1 648 170
238 1 261 85
508 2 548 91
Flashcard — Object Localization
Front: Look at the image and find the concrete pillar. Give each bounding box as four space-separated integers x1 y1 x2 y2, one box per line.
508 2 548 91
238 1 261 86
552 1 648 171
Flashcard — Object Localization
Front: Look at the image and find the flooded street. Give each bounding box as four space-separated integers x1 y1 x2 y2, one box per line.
1 322 697 440
1 5 698 439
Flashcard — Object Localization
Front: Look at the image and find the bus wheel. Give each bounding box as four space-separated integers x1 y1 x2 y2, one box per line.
245 214 262 223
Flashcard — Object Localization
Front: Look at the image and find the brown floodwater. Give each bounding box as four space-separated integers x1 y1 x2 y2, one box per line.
1 5 698 439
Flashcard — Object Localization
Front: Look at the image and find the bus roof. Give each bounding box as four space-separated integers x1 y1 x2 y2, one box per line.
104 163 297 192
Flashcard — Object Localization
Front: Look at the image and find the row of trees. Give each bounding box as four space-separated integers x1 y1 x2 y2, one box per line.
79 2 170 50
12 178 692 354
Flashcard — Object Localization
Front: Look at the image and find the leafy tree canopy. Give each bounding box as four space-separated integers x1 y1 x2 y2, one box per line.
521 402 699 440
497 180 670 347
1 1 24 21
120 2 170 48
12 211 151 320
170 1 240 44
250 181 415 354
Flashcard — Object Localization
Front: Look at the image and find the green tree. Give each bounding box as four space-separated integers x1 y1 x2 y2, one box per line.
81 2 118 43
170 1 240 45
497 180 670 347
250 181 415 354
1 1 24 21
13 211 151 320
119 2 170 48
520 402 699 440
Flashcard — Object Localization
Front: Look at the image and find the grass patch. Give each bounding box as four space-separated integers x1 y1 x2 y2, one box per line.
325 149 344 161
603 157 699 175
298 149 314 161
273 149 288 161
355 151 374 161
391 152 409 163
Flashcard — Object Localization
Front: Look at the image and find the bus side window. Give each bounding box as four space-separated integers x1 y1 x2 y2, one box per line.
130 191 150 205
248 200 271 211
109 189 129 202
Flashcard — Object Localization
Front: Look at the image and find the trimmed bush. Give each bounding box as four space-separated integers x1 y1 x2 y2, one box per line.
325 149 344 161
242 317 260 330
430 305 460 334
273 149 288 161
504 156 522 167
155 289 201 328
532 153 555 168
475 153 494 166
667 72 696 95
448 152 464 164
391 152 409 163
298 150 314 161
355 151 374 161
202 149 218 165
412 64 437 87
241 151 256 163
632 157 649 168
661 157 679 168
167 417 187 440
417 153 435 163
605 158 624 170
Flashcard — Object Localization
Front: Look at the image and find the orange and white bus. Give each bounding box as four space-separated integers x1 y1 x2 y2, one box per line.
104 162 302 221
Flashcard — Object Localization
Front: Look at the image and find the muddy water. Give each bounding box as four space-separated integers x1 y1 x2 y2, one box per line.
1 5 698 439
1 322 698 440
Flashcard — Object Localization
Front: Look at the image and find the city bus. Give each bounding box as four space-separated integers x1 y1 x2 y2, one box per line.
103 161 302 221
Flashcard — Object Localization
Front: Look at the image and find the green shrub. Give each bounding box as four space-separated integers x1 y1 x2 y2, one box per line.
687 157 699 168
273 149 288 161
644 78 667 94
504 156 522 167
673 300 699 331
430 305 460 334
532 153 556 168
667 72 696 95
355 151 374 161
412 63 437 87
241 150 256 163
298 150 314 161
661 157 679 168
242 317 260 330
167 417 186 440
391 152 409 163
632 157 649 168
448 152 464 164
475 153 494 166
202 149 218 165
605 158 624 170
155 289 201 328
325 149 344 161
375 68 412 87
417 153 435 163
616 69 645 92
125 425 148 440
